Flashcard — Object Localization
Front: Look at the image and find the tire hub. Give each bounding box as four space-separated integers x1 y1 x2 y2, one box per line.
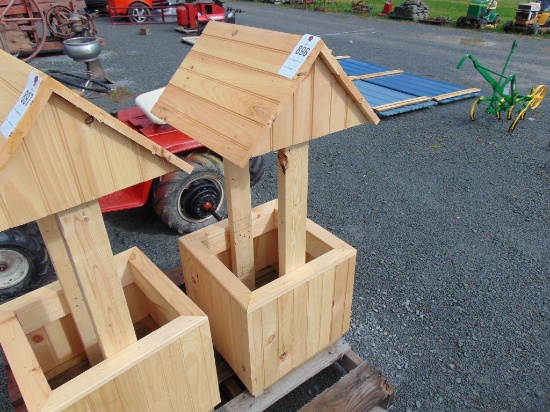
0 249 29 290
182 181 222 220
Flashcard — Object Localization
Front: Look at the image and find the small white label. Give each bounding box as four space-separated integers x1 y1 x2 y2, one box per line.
278 34 321 79
1 72 43 139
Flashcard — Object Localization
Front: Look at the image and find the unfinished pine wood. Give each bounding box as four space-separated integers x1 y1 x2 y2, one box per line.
348 70 404 80
37 215 103 366
153 22 378 168
277 142 309 276
224 159 256 290
1 247 220 412
0 312 52 411
180 201 357 395
55 200 136 359
217 339 351 412
0 51 193 233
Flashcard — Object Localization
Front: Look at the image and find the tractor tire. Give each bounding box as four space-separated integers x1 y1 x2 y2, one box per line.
456 16 466 27
249 155 265 187
128 2 150 23
530 22 540 34
503 20 513 32
493 16 501 27
477 18 488 29
0 229 49 298
152 152 226 234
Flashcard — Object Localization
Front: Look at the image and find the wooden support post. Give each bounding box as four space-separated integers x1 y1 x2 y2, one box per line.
37 215 104 366
224 158 256 290
0 312 52 412
53 200 137 358
277 142 309 276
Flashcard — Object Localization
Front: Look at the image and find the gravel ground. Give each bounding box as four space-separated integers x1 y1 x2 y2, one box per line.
2 3 549 411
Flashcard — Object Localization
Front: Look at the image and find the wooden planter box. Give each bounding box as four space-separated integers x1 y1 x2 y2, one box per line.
180 200 357 396
0 247 220 412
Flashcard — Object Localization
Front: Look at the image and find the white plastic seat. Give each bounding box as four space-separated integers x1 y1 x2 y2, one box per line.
135 87 166 124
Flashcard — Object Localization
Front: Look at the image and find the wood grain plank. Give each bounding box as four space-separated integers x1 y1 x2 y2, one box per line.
181 328 214 411
167 68 279 125
113 366 149 412
37 214 103 366
292 283 308 368
319 269 335 348
224 159 255 290
159 340 195 411
298 362 394 412
180 51 293 101
251 309 265 393
292 69 314 145
137 352 173 411
87 380 124 411
0 312 52 412
277 291 294 378
311 59 332 138
261 300 279 389
55 201 136 358
342 253 357 333
330 259 349 342
277 142 309 276
306 274 322 358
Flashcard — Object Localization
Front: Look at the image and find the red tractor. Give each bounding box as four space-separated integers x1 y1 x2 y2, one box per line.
0 87 264 298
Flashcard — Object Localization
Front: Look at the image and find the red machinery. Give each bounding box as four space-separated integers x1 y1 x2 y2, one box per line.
176 0 237 33
0 0 96 61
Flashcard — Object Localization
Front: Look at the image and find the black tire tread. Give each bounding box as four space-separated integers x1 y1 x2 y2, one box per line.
0 229 49 298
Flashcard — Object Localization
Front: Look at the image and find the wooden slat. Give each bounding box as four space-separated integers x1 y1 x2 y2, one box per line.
277 142 309 276
261 300 279 389
42 316 207 411
0 312 52 412
298 362 395 412
129 248 204 318
373 96 432 112
217 339 351 412
181 327 214 411
203 21 302 53
37 214 103 366
168 68 280 125
432 88 481 101
159 340 194 411
319 269 335 349
348 70 404 80
224 159 256 290
248 248 355 312
306 274 322 358
180 51 293 101
292 69 314 145
292 283 308 369
112 366 150 412
277 290 294 378
311 60 332 138
54 200 136 359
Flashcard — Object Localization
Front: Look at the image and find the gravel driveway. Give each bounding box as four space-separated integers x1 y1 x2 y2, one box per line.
2 3 549 411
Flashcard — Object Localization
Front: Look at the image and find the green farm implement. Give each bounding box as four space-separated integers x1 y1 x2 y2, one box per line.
457 41 546 132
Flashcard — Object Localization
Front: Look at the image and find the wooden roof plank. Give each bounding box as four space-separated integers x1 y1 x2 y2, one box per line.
182 51 293 101
168 67 280 125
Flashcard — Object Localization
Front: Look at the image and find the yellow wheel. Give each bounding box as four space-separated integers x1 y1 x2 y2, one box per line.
496 111 501 120
470 98 482 121
508 106 529 132
528 85 546 109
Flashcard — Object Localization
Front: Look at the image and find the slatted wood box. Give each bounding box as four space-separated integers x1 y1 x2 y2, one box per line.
0 247 220 412
180 200 357 396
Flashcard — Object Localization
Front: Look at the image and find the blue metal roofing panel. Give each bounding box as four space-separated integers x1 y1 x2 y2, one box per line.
339 59 393 77
366 73 466 98
353 80 436 114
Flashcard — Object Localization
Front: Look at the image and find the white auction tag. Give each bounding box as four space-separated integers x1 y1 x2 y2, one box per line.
1 71 43 139
278 34 321 79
